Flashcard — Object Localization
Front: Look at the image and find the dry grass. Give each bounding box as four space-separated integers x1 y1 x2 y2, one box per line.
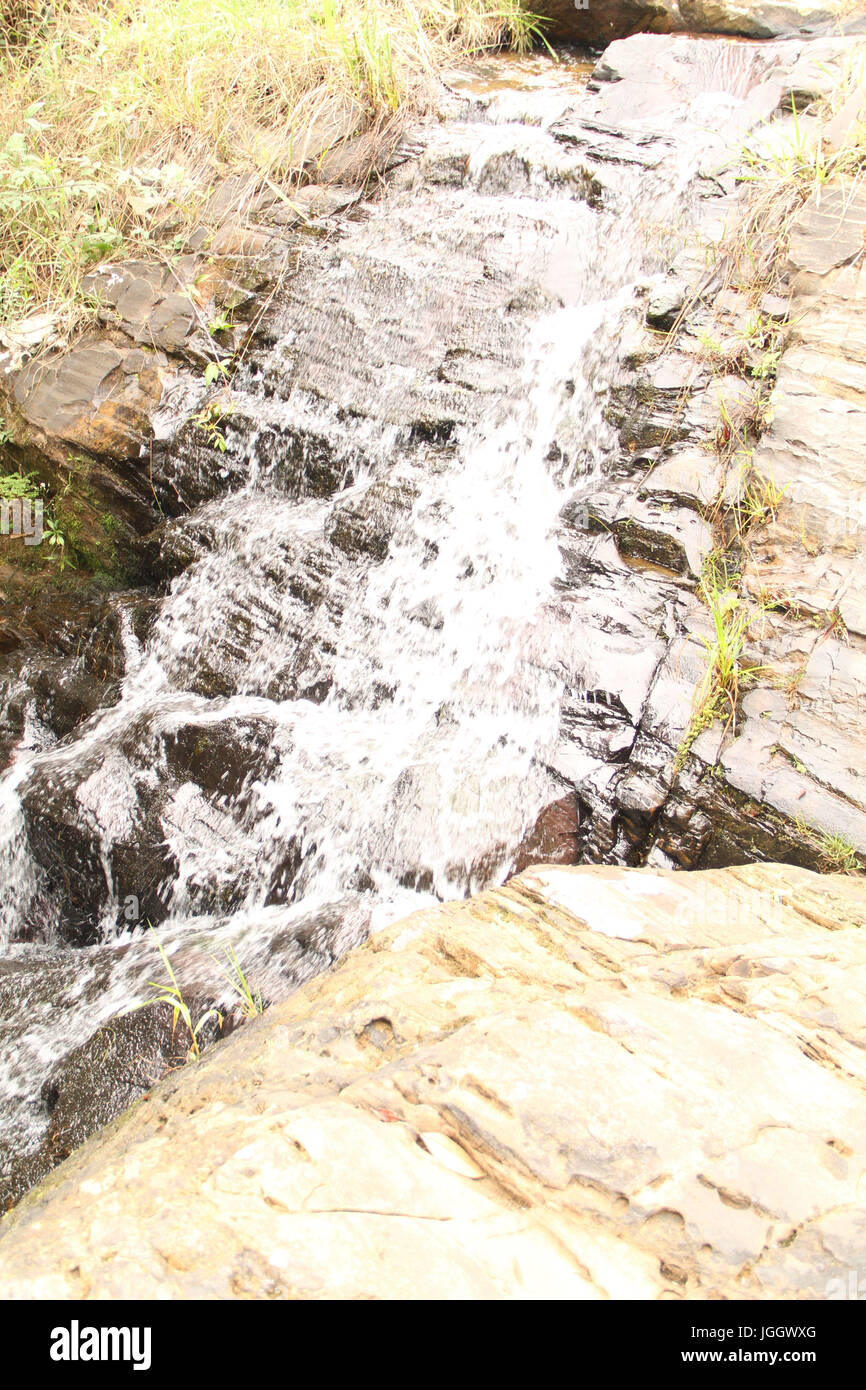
0 0 544 333
730 53 866 291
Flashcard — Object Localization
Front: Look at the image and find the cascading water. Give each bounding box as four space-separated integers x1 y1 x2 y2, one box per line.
0 44 781 1200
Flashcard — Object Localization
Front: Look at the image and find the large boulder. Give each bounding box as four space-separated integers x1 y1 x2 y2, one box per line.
533 0 674 43
533 0 861 42
1 862 865 1299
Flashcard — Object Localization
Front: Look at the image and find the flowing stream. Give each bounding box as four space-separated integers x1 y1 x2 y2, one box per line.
0 45 779 1193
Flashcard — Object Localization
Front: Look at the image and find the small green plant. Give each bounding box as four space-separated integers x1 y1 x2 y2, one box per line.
43 512 73 569
696 328 723 357
192 396 234 451
209 943 264 1020
732 467 787 537
751 346 781 381
819 832 860 876
677 562 768 770
203 359 232 387
125 928 223 1061
0 469 38 500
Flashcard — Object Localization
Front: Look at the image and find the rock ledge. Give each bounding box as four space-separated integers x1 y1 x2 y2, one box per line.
1 862 864 1300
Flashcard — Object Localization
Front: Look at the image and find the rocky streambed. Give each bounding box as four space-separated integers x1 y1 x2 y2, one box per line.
1 20 866 1260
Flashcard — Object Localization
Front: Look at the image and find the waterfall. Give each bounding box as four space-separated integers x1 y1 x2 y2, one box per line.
0 41 777 1191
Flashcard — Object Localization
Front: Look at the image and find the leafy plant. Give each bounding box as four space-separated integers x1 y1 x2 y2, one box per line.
203 359 231 387
0 469 38 500
751 346 781 380
43 512 73 569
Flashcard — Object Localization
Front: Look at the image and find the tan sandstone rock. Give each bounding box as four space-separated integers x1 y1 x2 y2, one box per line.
0 862 864 1300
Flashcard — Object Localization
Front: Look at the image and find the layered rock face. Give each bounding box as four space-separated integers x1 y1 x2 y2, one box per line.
1 862 864 1300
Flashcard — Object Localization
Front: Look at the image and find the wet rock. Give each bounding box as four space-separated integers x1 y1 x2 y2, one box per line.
16 713 287 942
586 485 713 576
535 0 674 44
146 516 206 581
163 717 280 804
264 897 373 986
0 1005 190 1214
24 659 116 742
0 581 153 763
151 401 363 516
149 509 345 703
2 864 865 1298
325 479 418 561
607 351 708 450
637 446 724 512
250 192 531 438
17 745 151 944
511 791 583 873
552 111 675 170
618 503 711 577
